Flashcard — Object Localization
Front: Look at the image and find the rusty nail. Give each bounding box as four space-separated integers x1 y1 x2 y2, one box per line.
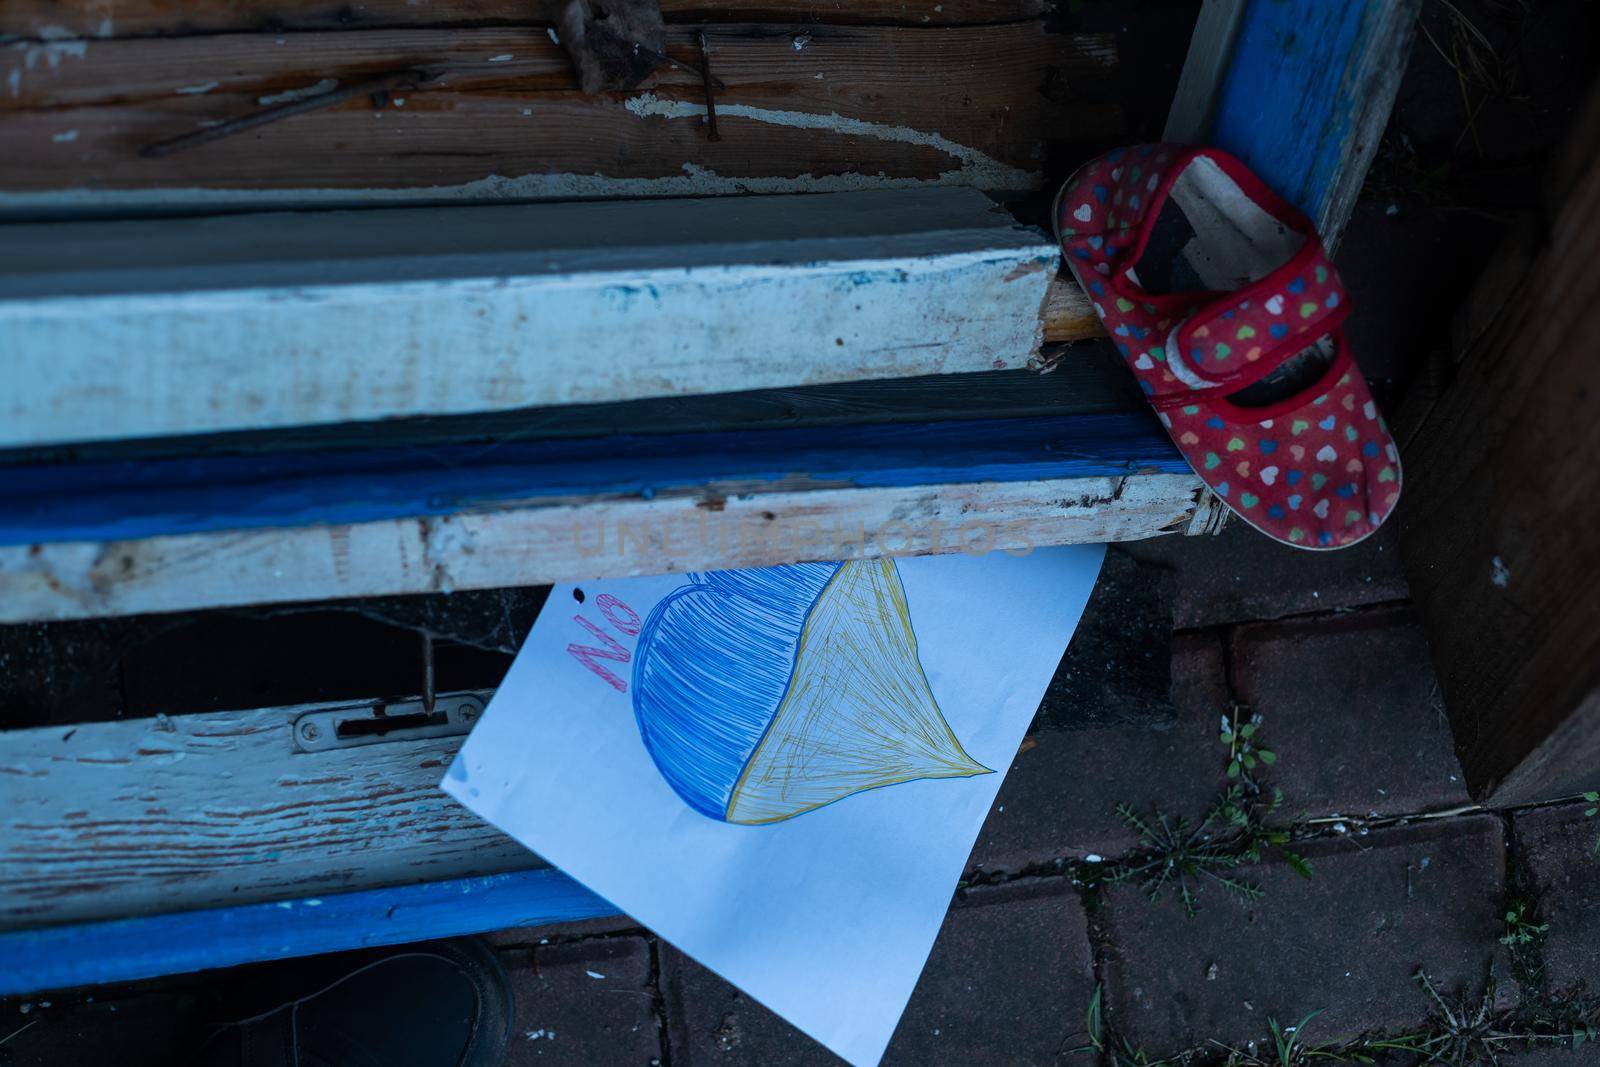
698 32 722 142
421 631 436 715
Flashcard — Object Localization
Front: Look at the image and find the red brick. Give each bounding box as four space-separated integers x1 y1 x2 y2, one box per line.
1121 521 1409 629
661 878 1095 1066
500 936 661 1065
1512 803 1600 994
1100 815 1507 1057
1229 607 1469 820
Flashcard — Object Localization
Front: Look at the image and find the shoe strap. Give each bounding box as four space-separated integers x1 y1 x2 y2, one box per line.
1167 236 1350 395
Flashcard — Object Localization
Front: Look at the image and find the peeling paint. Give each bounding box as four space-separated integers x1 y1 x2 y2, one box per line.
6 28 89 98
0 157 1044 215
258 78 337 106
623 94 1036 189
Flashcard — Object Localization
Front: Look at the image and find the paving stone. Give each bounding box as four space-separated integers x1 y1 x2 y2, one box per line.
1099 814 1507 1058
1120 521 1409 629
1512 804 1600 995
661 878 1095 1066
966 550 1235 872
1230 606 1470 820
500 936 661 1065
970 629 1232 871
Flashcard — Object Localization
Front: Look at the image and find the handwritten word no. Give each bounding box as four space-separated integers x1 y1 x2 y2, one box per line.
567 593 643 692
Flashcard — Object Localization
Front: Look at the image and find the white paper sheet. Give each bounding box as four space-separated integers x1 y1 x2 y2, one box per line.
443 546 1104 1065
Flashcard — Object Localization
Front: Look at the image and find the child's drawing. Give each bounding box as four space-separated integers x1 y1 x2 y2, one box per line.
631 558 992 824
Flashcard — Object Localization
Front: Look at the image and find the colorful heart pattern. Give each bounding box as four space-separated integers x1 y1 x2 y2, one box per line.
1054 143 1402 550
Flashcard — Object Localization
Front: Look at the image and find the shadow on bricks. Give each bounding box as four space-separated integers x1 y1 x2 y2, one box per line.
968 550 1230 872
660 877 1095 1066
498 936 662 1064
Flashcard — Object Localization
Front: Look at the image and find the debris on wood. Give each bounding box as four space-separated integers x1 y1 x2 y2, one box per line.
556 0 666 95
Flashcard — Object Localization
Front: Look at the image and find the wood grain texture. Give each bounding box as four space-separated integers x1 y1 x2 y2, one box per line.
1039 272 1101 343
0 358 1145 468
1397 121 1600 805
1207 0 1421 244
0 22 1118 206
0 692 535 928
0 412 1191 545
0 472 1212 623
0 190 1061 448
2 0 1048 39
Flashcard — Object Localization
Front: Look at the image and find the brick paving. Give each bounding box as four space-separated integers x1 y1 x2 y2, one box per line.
1230 606 1471 820
1512 805 1600 996
1098 814 1509 1056
662 878 1094 1066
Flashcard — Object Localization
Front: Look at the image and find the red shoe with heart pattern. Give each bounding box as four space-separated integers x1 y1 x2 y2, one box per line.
1053 144 1401 549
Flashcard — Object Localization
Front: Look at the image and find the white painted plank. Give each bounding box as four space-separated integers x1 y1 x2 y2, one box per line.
0 693 530 928
1163 0 1247 144
0 473 1214 624
0 188 1058 449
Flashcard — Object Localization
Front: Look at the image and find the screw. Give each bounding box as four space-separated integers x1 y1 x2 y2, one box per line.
299 721 321 742
459 704 478 721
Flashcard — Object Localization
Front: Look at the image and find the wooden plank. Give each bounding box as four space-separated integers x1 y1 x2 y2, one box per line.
0 189 1062 447
0 359 1143 467
0 412 1190 545
0 868 615 995
0 463 1208 624
1206 0 1422 243
1396 112 1600 806
0 22 1119 210
1 0 1048 39
1161 0 1246 144
0 694 535 929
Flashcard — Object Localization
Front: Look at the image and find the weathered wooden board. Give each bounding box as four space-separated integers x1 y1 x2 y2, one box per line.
0 357 1141 468
0 189 1063 447
0 22 1118 209
0 868 615 995
2 0 1049 39
1205 0 1422 243
1397 100 1600 806
0 693 533 928
0 469 1213 623
0 410 1193 545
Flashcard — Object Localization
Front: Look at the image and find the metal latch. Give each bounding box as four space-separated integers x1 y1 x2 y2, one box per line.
292 692 485 753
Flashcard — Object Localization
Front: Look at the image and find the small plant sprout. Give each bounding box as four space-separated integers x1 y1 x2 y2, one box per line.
1109 787 1312 918
1584 791 1599 855
1069 985 1162 1066
1221 706 1276 781
1500 900 1549 949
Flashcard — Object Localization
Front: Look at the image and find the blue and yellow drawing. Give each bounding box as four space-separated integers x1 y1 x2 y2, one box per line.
631 559 992 824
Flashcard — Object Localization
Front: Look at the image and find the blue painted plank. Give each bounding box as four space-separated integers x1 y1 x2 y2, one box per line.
0 412 1186 547
0 868 619 996
1209 0 1370 222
